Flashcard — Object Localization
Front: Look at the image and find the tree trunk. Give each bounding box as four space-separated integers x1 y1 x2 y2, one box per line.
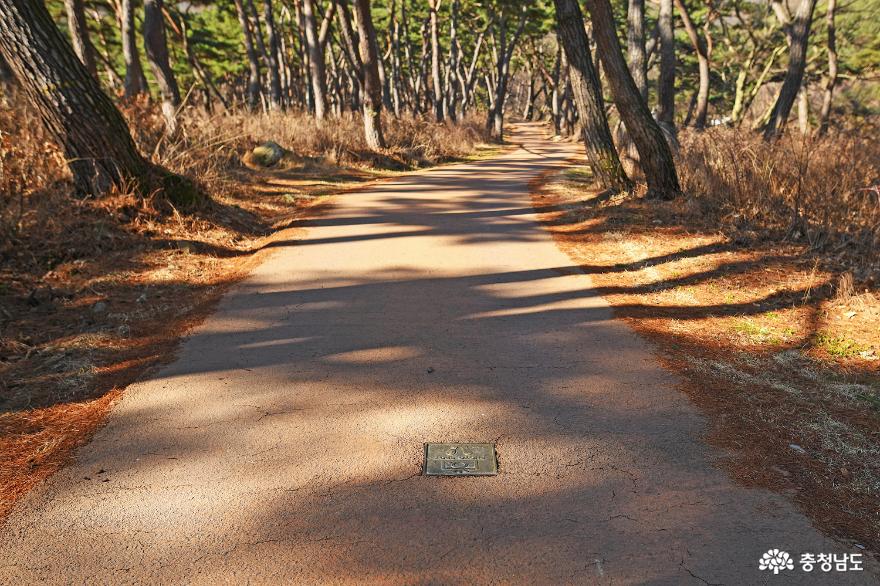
444 0 460 122
428 0 443 121
165 7 229 111
554 0 631 192
352 0 385 149
64 0 98 79
584 0 681 198
0 53 14 107
657 0 675 126
487 7 527 141
626 0 647 100
763 0 819 139
302 0 329 119
459 20 487 114
0 0 153 197
797 85 809 134
674 0 709 128
522 65 535 119
551 43 562 134
817 0 837 135
327 42 343 115
262 0 283 109
389 0 402 116
120 0 147 99
233 0 262 110
143 0 181 132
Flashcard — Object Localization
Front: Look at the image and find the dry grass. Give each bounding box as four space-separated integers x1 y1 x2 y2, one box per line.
0 96 491 519
677 127 880 271
121 100 489 191
533 141 880 552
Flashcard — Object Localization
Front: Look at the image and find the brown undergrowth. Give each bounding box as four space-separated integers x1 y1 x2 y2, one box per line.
0 98 493 519
533 146 880 553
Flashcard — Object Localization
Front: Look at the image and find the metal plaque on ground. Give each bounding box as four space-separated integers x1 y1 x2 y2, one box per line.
423 443 498 476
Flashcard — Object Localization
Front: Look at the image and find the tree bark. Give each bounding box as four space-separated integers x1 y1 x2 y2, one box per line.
584 0 681 198
817 0 837 135
64 0 98 79
353 0 385 149
626 0 647 100
0 0 153 197
303 0 329 119
233 0 262 109
674 0 709 128
120 0 147 99
143 0 181 131
0 53 14 108
554 0 631 192
657 0 675 126
763 0 819 139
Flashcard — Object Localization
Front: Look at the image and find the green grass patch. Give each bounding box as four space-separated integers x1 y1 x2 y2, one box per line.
564 166 594 183
814 332 870 358
732 318 785 345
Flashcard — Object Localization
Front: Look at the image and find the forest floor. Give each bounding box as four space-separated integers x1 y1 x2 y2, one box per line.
533 159 880 553
0 144 500 519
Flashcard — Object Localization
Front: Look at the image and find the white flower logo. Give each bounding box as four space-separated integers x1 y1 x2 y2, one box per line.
759 549 794 574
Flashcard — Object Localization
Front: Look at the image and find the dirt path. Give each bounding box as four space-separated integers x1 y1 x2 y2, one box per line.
0 123 873 584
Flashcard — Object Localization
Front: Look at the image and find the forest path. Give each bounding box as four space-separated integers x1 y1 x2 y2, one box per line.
0 123 870 584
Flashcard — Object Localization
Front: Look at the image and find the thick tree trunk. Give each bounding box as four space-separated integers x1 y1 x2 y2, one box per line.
817 0 837 135
554 0 631 192
120 0 147 99
262 0 283 109
674 0 709 128
233 0 262 109
428 0 443 121
763 0 819 139
657 0 675 126
353 0 385 149
64 0 98 79
143 0 181 131
626 0 647 100
302 0 329 118
584 0 681 198
0 0 152 197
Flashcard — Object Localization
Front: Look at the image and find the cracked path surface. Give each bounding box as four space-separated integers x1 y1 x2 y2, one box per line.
1 124 874 584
